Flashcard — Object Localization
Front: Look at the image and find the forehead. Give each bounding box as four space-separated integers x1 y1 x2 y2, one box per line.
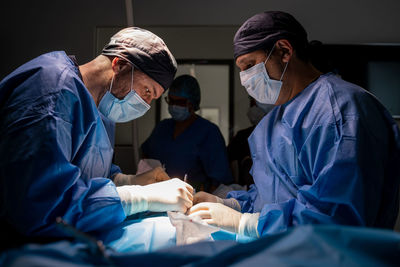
235 50 267 66
168 94 187 100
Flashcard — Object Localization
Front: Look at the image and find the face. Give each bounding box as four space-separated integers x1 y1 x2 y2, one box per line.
165 94 189 107
131 70 164 105
165 94 195 114
236 41 294 105
110 59 164 105
235 49 283 81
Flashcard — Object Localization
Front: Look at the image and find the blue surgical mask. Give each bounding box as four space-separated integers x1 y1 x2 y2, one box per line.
98 67 150 123
168 105 190 121
240 45 288 105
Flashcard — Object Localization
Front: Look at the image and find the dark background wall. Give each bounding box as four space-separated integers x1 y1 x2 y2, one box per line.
0 0 126 79
2 0 400 80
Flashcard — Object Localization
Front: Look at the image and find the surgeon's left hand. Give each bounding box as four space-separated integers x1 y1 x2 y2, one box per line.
188 202 260 238
131 167 170 185
113 167 170 186
193 191 219 204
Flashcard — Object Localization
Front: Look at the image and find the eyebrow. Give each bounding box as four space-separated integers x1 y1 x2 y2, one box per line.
237 56 253 66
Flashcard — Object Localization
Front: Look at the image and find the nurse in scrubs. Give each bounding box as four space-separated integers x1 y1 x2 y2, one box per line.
142 75 233 192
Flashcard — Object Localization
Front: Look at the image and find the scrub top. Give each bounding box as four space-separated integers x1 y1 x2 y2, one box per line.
0 51 126 245
141 117 233 191
228 73 400 236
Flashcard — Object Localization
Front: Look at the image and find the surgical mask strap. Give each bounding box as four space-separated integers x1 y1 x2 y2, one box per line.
109 75 114 92
264 44 276 64
265 43 289 82
109 64 134 95
130 65 134 92
279 61 289 81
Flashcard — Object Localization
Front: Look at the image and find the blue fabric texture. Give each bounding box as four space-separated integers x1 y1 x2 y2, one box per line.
141 117 233 186
1 225 400 266
98 213 253 254
100 214 177 253
0 51 126 238
98 112 122 178
228 73 400 235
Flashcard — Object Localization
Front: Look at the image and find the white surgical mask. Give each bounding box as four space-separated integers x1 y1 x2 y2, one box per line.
98 67 150 123
255 101 275 114
240 45 288 105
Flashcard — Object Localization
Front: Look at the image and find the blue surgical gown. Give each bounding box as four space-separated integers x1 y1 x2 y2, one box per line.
228 73 400 236
141 117 233 189
0 51 126 239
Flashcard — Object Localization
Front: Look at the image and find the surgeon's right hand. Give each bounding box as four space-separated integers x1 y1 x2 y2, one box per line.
116 178 193 216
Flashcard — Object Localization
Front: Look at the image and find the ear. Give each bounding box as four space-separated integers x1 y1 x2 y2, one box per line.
187 101 195 113
276 39 293 63
111 57 130 74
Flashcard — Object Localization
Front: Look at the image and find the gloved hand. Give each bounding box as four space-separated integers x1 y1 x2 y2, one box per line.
188 202 259 238
194 191 241 211
117 178 193 216
113 167 170 186
132 167 170 185
193 191 219 204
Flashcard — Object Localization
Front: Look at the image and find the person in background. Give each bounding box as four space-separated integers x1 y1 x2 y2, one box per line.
227 96 273 188
141 75 233 192
189 11 400 238
0 27 193 250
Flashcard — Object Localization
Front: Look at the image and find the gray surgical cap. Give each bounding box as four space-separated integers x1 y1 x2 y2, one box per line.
102 27 177 91
233 11 308 60
168 75 201 111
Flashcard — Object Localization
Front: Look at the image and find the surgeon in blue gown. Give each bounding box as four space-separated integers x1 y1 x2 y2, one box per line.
189 11 400 238
141 75 233 192
0 27 194 250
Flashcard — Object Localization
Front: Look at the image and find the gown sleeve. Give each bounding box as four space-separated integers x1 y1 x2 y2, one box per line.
0 66 126 237
256 114 394 236
98 113 122 177
227 184 258 212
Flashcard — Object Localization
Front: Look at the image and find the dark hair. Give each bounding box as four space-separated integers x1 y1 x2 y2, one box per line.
306 40 337 73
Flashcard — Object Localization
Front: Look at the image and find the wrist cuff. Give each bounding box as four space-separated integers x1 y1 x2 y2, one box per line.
113 173 132 186
116 185 149 216
238 213 260 238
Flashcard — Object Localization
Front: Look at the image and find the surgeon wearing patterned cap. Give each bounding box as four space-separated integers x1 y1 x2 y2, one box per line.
190 11 400 239
0 27 194 249
142 75 233 193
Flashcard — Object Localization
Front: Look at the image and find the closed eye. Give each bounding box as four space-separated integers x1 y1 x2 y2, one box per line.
244 63 254 71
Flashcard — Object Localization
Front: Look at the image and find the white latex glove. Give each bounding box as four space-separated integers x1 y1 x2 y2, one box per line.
193 191 241 211
188 202 259 238
117 178 193 216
